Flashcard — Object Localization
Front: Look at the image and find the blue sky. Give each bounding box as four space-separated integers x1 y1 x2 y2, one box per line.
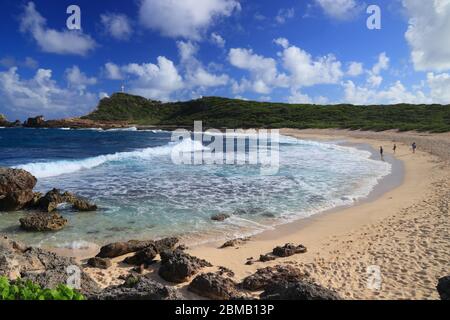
1 0 450 120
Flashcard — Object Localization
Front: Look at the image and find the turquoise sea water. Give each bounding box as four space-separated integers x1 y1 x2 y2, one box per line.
0 127 391 249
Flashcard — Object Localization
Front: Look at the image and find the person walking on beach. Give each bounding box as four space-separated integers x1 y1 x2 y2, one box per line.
412 142 417 154
393 144 397 154
380 146 384 160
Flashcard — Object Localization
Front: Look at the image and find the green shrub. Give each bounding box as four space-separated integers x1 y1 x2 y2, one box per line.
82 94 450 132
0 276 85 300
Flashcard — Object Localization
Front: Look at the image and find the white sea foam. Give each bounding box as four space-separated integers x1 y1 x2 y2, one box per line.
104 127 138 132
14 138 206 179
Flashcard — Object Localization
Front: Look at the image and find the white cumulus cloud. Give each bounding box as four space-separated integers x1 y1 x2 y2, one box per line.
139 0 240 40
347 62 364 77
121 57 184 101
100 13 133 40
19 2 96 56
403 0 450 71
210 32 226 48
315 0 362 20
65 66 97 91
0 67 97 120
275 8 295 24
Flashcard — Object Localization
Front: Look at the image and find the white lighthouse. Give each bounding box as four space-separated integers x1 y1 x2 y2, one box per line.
121 84 125 93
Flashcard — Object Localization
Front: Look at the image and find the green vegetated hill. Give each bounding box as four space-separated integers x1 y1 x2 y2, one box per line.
83 93 450 132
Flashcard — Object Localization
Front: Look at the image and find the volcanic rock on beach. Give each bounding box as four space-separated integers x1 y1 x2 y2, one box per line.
92 275 181 300
158 250 212 283
220 237 250 249
437 276 450 300
0 235 99 296
19 212 68 232
242 265 308 291
188 272 239 300
87 257 112 270
0 168 37 211
97 237 179 259
123 246 158 266
97 240 154 258
260 280 341 300
272 243 307 257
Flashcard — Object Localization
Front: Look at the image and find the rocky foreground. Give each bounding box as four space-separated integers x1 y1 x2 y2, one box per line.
0 234 344 300
1 234 448 300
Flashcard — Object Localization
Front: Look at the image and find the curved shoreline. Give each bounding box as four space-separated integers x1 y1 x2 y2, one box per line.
185 129 449 299
187 132 407 265
45 135 395 258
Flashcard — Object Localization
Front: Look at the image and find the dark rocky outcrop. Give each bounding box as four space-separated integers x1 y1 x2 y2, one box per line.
0 168 37 211
19 212 68 232
97 240 154 258
97 237 179 259
71 198 98 212
0 168 97 219
23 116 45 128
272 243 307 257
158 250 212 283
37 189 97 213
153 237 179 253
220 237 250 249
87 257 112 269
242 265 307 291
91 275 181 300
259 254 276 262
0 236 100 296
188 272 239 300
437 276 450 300
123 246 158 266
0 115 21 128
211 213 230 222
260 281 341 300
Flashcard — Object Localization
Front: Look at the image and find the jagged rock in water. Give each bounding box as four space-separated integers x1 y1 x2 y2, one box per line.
188 272 239 300
260 281 341 300
37 189 97 213
19 213 68 232
36 189 64 212
158 250 212 283
272 243 307 257
71 198 98 212
0 168 37 211
91 275 181 300
211 213 230 222
87 257 112 270
437 276 450 300
242 265 308 291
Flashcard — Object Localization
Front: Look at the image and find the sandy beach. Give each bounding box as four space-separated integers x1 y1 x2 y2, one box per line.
80 129 450 300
